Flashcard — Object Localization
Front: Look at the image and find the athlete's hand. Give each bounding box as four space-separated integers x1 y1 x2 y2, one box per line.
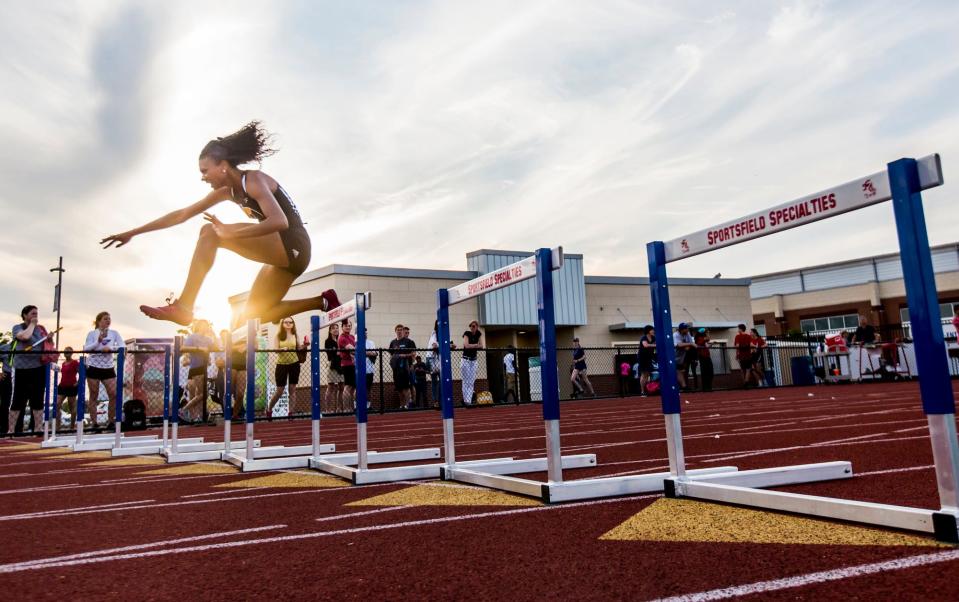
101 231 134 249
203 212 233 239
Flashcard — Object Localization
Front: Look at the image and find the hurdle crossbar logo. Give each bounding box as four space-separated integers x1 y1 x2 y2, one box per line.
680 239 690 254
862 179 877 199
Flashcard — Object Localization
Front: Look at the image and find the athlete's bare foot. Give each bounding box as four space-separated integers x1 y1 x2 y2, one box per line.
321 289 340 312
140 299 194 326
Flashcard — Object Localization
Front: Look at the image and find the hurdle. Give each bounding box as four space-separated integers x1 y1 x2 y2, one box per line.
436 247 737 502
159 333 256 462
649 154 959 543
66 350 178 453
221 317 336 471
308 293 443 484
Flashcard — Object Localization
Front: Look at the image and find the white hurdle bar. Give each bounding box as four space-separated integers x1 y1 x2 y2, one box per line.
649 154 959 543
308 292 444 484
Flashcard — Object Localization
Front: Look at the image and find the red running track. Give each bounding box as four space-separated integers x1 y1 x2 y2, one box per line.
0 381 957 601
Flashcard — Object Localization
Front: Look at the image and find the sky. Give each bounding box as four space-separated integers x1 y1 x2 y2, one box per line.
2 0 958 347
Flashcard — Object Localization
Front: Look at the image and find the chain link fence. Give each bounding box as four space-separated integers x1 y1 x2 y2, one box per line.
29 335 958 430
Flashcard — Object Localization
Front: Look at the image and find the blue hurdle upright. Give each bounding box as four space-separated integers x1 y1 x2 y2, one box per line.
437 247 737 502
649 154 959 543
309 293 442 483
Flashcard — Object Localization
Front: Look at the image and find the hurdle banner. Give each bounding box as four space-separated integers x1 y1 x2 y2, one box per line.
309 292 443 483
650 154 959 543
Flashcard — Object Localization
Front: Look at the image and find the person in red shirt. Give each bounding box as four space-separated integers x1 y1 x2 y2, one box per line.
750 328 768 386
56 347 80 430
734 324 755 388
952 306 959 340
337 320 357 410
694 328 714 392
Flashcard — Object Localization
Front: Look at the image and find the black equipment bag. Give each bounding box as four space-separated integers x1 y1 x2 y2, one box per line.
122 399 148 431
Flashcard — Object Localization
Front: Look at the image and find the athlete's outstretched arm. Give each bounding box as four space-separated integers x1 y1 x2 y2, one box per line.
100 187 232 248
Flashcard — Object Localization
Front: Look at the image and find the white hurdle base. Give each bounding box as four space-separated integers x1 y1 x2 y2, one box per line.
222 443 337 472
109 437 205 457
42 433 150 449
439 453 599 499
308 447 448 484
160 440 260 463
666 460 959 541
70 435 164 452
443 463 734 503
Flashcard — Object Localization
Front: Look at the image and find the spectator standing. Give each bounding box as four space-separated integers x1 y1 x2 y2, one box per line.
388 325 415 409
403 326 416 401
694 328 715 392
750 328 768 386
638 326 656 397
266 317 305 419
56 347 80 430
734 324 755 388
82 311 125 430
363 329 377 410
502 345 517 403
461 321 483 405
413 355 429 408
619 360 631 396
570 338 595 397
672 323 696 392
337 320 357 408
324 323 343 409
953 306 959 338
427 321 441 405
11 306 57 433
0 332 13 434
180 319 214 423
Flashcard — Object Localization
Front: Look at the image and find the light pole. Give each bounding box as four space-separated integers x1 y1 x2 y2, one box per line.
50 257 64 350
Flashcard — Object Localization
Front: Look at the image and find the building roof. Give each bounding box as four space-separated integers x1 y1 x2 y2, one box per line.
750 241 959 280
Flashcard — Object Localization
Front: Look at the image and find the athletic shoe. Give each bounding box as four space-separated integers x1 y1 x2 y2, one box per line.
140 299 193 326
321 289 341 312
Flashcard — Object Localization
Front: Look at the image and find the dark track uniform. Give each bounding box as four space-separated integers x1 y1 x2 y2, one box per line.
235 173 311 277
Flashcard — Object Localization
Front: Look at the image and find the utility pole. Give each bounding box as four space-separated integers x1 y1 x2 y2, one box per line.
50 257 64 350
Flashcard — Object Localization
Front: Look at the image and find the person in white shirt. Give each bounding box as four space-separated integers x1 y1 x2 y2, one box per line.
82 311 125 428
502 345 517 403
363 329 377 410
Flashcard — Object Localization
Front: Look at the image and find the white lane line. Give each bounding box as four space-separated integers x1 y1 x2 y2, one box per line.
0 494 660 573
0 500 155 521
0 482 400 523
0 473 246 496
856 465 934 477
654 549 959 602
0 483 82 495
4 525 287 570
181 487 270 499
315 506 410 522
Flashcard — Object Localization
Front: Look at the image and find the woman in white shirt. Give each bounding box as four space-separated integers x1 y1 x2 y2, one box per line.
82 311 124 429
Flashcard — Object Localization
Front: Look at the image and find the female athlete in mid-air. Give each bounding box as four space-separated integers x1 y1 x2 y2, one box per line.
101 121 339 327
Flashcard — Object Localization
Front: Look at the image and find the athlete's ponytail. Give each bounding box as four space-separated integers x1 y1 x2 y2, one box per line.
200 121 277 166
